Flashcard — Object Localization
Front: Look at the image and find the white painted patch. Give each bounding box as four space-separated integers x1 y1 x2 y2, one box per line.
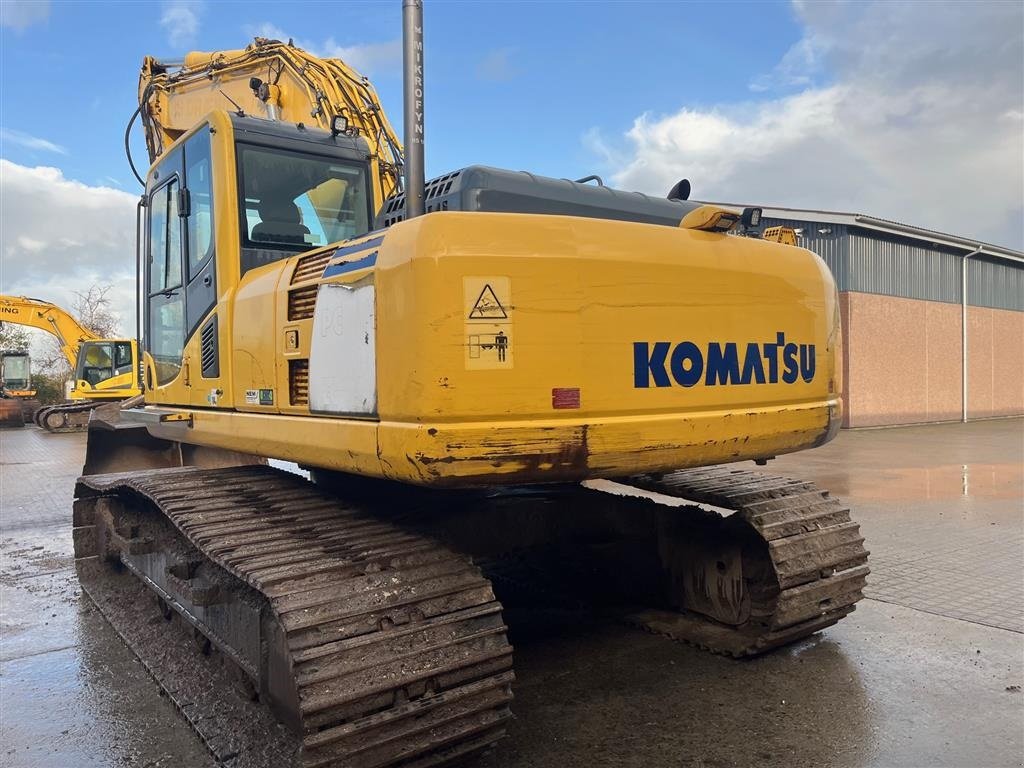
309 282 377 415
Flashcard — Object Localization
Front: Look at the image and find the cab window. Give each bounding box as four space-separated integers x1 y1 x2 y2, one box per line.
147 174 185 385
114 342 134 375
79 343 113 386
237 144 371 275
186 132 214 277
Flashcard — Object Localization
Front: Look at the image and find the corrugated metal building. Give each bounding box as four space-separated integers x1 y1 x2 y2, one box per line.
718 205 1024 427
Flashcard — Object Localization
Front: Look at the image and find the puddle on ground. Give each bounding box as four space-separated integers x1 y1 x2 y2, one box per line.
791 462 1022 501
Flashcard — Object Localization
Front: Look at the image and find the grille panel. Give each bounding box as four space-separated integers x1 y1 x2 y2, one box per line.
288 285 318 321
289 359 310 406
381 170 462 227
200 316 219 378
291 249 335 284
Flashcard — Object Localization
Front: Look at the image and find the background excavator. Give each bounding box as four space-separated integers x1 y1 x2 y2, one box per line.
0 295 141 431
73 5 868 766
0 349 38 427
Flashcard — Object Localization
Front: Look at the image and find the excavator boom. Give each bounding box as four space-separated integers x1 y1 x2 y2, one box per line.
139 37 403 209
0 295 97 370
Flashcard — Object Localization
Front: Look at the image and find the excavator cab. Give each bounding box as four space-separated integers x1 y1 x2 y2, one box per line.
139 112 374 404
75 340 135 388
0 350 32 394
0 350 36 428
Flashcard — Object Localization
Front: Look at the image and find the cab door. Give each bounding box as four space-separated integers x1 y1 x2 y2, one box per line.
181 129 222 406
144 149 187 404
144 128 222 407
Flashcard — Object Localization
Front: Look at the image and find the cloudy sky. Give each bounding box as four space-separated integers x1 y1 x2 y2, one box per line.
1 0 1022 346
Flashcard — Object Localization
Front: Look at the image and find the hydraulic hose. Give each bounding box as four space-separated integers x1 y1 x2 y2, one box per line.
124 103 146 187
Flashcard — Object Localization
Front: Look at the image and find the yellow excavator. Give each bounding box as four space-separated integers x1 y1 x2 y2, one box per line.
0 296 141 431
0 349 38 427
73 6 868 766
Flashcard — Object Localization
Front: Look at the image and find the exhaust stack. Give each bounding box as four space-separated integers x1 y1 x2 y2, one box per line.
402 0 425 218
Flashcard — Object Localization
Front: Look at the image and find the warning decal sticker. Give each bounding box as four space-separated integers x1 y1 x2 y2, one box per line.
468 284 508 320
464 277 512 370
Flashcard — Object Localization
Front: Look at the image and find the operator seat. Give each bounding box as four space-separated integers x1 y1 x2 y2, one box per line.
251 200 310 246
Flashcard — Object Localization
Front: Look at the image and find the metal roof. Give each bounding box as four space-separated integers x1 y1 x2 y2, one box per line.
703 203 1024 264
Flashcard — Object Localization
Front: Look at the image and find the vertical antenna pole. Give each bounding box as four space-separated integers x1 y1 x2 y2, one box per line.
402 0 425 218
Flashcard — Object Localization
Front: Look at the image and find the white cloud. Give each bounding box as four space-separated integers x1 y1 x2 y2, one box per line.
0 127 67 155
161 0 203 50
749 35 827 93
0 0 49 30
593 1 1024 250
325 40 401 76
248 22 400 76
477 48 519 82
0 160 138 339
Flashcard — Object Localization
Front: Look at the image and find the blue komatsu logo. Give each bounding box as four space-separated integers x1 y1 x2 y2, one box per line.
633 333 816 388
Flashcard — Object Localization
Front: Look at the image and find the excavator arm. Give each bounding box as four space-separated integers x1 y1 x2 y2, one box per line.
138 37 404 210
0 295 98 369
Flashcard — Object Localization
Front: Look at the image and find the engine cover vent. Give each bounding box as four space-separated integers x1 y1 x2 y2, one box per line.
289 359 310 406
291 248 335 285
288 285 318 321
200 315 219 378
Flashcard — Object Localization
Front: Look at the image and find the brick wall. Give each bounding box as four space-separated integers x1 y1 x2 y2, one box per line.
839 292 1022 427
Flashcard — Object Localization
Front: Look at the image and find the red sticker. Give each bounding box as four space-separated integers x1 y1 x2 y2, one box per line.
552 387 581 409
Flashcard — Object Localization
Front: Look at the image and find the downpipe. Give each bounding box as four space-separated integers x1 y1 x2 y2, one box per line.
961 245 982 423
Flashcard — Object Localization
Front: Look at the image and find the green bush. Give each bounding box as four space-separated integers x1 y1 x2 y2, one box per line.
31 373 70 406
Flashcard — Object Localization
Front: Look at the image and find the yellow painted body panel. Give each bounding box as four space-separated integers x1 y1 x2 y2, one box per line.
141 200 841 486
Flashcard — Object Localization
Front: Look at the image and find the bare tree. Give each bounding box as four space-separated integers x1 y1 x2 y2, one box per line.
36 284 121 382
72 285 120 338
0 323 31 351
35 337 73 376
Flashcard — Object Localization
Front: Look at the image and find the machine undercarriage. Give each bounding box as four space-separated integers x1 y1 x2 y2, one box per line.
73 420 867 767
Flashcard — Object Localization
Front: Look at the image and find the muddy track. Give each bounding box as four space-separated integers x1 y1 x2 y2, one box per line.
620 466 870 657
74 465 515 768
72 462 867 765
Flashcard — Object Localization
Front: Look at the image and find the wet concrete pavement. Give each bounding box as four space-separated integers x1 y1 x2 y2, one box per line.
1 428 213 768
1 420 1022 767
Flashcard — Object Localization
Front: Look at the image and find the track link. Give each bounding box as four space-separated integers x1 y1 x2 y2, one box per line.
74 465 514 768
619 466 870 657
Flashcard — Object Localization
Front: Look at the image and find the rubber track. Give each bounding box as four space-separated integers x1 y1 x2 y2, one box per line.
622 466 870 657
76 465 514 768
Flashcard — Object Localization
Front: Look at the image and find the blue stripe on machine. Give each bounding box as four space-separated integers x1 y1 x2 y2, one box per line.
332 235 385 259
322 252 378 278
